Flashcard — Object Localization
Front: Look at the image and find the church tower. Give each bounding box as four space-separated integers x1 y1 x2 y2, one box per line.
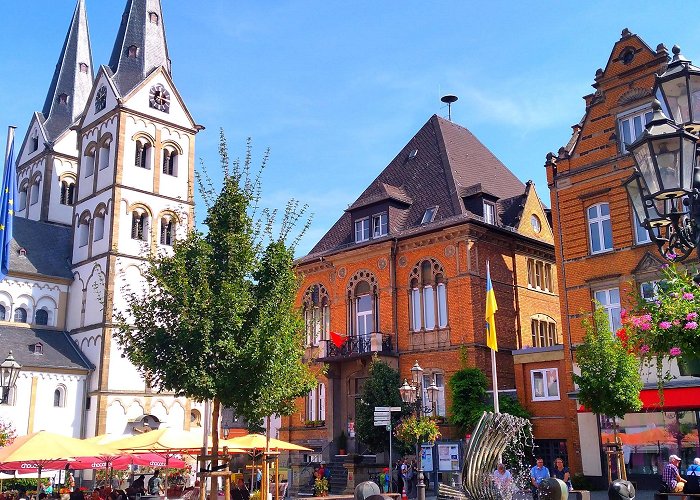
15 0 93 225
67 0 200 436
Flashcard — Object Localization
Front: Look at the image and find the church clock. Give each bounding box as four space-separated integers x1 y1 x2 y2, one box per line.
149 84 170 113
95 85 107 113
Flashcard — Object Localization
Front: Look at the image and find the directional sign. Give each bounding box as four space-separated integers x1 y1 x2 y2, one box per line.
374 411 391 418
374 417 390 423
375 406 392 412
374 421 390 427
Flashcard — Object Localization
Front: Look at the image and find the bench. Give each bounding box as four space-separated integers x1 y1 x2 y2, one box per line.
654 493 700 499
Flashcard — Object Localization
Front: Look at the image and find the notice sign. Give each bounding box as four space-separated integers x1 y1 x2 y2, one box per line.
437 443 460 471
421 445 434 472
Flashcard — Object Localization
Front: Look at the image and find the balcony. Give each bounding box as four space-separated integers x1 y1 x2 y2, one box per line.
317 332 395 362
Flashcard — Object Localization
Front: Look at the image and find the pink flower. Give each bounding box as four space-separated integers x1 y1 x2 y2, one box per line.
685 322 698 330
673 320 681 326
687 312 698 321
640 345 651 354
670 347 682 357
683 292 695 300
659 321 672 330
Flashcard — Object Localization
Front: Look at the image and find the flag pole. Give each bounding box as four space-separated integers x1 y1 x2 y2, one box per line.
4 127 15 163
485 260 499 414
490 348 499 414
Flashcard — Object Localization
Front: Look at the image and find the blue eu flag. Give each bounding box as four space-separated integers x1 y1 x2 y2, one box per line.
0 131 16 281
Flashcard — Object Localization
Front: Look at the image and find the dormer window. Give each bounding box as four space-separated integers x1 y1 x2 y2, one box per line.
32 343 43 355
483 201 496 224
128 45 139 58
58 93 69 105
149 12 160 25
79 63 89 74
421 206 438 224
372 212 388 238
354 218 370 243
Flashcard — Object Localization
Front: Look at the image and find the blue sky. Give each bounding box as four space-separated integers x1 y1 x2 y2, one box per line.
2 1 700 256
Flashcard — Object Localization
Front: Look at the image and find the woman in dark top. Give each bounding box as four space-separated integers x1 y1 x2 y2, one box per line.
551 457 572 490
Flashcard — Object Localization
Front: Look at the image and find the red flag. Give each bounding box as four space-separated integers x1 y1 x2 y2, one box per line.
330 331 347 348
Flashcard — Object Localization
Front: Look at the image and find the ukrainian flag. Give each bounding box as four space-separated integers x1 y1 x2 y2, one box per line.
485 261 498 352
0 130 16 281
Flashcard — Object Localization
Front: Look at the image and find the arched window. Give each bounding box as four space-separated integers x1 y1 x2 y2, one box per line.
162 148 178 176
131 212 148 241
79 62 89 74
0 304 5 321
135 139 152 169
84 145 96 177
128 45 139 58
410 259 448 331
160 218 175 246
18 184 28 211
30 180 40 205
14 307 27 323
94 209 106 241
78 213 90 247
60 180 76 206
53 386 66 408
190 409 202 427
149 12 160 24
98 138 111 171
303 284 330 346
530 315 558 348
31 131 39 152
347 271 378 340
35 309 49 326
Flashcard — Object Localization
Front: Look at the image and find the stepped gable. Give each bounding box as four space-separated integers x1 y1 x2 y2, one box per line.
9 217 73 279
41 0 94 141
308 115 524 256
0 326 93 371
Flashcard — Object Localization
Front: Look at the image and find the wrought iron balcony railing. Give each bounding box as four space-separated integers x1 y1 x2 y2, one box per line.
317 332 394 361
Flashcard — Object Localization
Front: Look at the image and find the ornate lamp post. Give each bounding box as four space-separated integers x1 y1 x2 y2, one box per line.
0 351 21 404
399 361 439 500
624 46 700 262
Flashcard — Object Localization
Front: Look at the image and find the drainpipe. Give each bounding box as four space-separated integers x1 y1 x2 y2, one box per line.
391 238 399 354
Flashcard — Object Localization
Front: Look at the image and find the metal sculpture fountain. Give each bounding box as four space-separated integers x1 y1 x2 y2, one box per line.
462 412 557 500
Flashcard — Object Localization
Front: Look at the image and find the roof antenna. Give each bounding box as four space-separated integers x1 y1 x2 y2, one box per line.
441 94 458 121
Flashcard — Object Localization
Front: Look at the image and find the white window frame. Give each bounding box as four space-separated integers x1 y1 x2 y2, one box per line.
587 202 613 254
640 280 659 302
437 283 447 328
354 218 370 243
531 368 560 401
594 287 622 332
483 201 496 224
372 212 388 238
633 212 651 245
356 294 373 336
411 287 422 331
618 106 653 154
422 373 446 417
421 206 438 224
423 285 436 330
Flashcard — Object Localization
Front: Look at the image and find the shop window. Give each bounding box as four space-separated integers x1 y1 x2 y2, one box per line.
531 368 560 401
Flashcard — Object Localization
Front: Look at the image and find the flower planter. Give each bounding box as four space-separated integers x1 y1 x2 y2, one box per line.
679 354 700 377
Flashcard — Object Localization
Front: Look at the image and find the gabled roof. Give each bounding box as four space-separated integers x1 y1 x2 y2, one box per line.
42 0 94 142
9 217 73 280
308 115 525 255
0 326 92 371
109 0 171 97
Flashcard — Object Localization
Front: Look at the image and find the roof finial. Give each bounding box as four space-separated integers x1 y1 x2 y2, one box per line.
441 94 458 121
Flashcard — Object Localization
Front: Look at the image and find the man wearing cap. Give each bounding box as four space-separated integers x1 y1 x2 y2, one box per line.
662 455 687 496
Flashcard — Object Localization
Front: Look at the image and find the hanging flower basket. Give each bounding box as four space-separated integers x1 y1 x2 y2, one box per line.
619 263 700 383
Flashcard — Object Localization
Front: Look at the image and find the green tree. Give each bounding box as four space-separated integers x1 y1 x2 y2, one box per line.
114 133 316 452
449 368 530 434
572 305 643 425
355 357 406 452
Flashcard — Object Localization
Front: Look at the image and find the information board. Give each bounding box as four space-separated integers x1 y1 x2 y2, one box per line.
437 443 460 471
421 445 434 472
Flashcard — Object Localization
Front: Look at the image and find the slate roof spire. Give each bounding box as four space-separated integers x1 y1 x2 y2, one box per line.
109 0 171 97
42 0 93 141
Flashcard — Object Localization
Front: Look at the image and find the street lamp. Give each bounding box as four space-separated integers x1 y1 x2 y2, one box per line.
0 351 21 404
399 361 436 500
623 47 700 262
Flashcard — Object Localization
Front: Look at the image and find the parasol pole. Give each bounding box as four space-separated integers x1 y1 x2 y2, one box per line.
164 455 170 500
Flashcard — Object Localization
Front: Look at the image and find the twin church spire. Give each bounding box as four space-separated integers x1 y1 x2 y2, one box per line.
41 0 170 140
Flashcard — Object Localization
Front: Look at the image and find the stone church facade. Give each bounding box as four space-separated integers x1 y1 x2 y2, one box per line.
0 0 205 439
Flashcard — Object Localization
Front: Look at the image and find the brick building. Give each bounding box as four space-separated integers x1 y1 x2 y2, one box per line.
545 29 700 487
279 114 563 488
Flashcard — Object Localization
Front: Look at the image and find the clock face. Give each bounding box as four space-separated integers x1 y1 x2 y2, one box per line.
149 84 170 113
95 86 107 113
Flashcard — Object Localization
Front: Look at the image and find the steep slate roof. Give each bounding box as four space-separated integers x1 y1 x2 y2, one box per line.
0 326 92 371
109 0 171 97
9 218 73 280
308 115 525 255
42 0 94 141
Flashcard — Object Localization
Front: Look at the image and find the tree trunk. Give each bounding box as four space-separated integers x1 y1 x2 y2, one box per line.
209 398 221 500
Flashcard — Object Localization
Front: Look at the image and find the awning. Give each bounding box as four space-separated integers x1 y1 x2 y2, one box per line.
578 385 700 412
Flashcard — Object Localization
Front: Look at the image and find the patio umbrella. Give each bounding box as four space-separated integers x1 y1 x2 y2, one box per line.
221 434 311 451
0 431 118 482
70 453 186 470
